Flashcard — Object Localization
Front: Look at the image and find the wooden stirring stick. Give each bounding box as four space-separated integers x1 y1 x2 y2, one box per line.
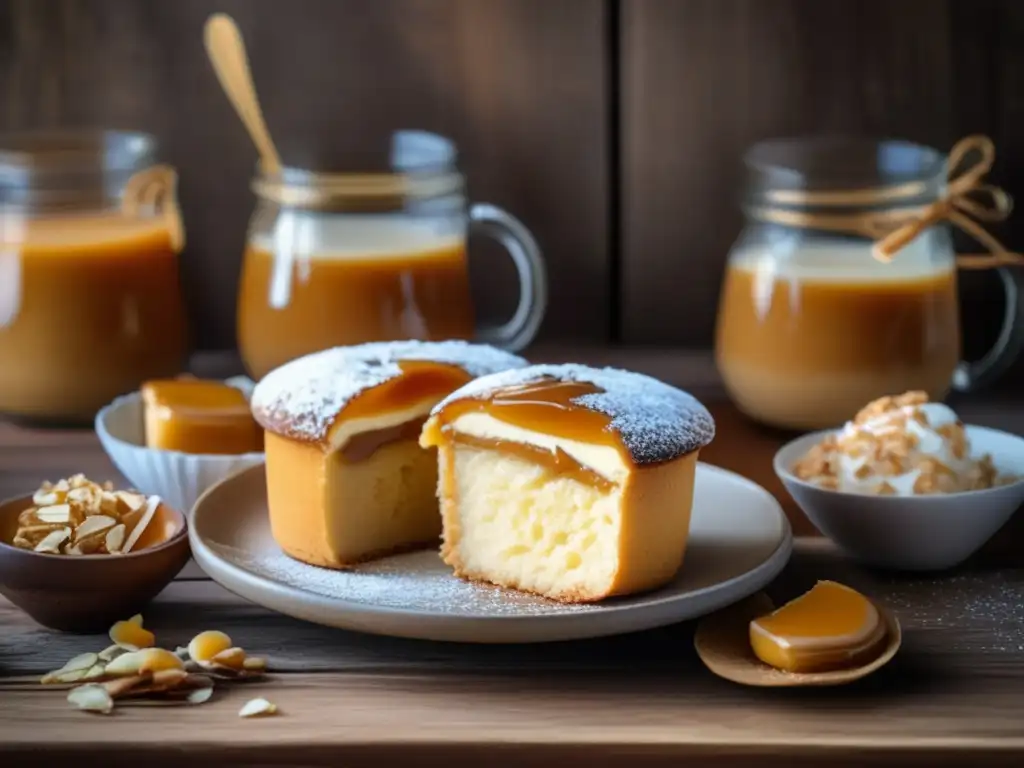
204 13 282 175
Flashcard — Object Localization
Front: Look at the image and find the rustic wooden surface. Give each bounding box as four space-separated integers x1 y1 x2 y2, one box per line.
2 348 1024 765
620 0 1021 379
0 0 610 347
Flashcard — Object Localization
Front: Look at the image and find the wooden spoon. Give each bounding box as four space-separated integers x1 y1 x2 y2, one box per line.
694 592 902 687
204 13 282 175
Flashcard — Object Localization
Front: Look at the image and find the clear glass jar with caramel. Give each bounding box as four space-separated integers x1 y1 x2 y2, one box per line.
715 137 1024 430
236 131 547 380
0 131 187 424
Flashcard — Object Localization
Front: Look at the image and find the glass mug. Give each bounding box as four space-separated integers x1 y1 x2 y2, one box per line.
715 137 1024 431
237 131 547 380
0 130 188 424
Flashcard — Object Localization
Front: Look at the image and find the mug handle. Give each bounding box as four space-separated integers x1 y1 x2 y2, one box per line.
952 266 1024 392
468 203 548 352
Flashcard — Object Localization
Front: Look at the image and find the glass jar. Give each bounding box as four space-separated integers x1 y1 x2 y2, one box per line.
715 137 1024 430
236 131 547 380
0 131 188 424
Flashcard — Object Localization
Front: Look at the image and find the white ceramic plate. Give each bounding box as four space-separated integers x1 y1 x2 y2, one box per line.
190 462 792 643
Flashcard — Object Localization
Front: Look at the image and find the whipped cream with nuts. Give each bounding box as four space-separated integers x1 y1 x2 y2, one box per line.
793 391 1006 496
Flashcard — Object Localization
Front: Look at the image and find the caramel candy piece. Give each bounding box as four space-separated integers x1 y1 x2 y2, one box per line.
142 379 263 455
749 581 887 673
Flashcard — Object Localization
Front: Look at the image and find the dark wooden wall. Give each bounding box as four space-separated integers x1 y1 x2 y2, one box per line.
2 0 1023 373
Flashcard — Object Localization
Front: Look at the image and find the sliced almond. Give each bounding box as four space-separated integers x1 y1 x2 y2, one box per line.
41 653 98 685
34 527 70 554
187 630 233 663
66 487 95 505
137 648 185 674
34 504 72 524
98 644 127 663
242 657 268 672
210 647 246 670
105 524 126 554
185 686 214 705
109 617 155 651
32 490 60 506
104 650 145 677
239 697 277 718
74 515 117 541
121 496 160 554
99 491 121 516
65 544 84 556
80 664 108 681
150 668 189 688
56 652 100 674
68 684 114 714
115 491 147 513
103 674 150 698
74 535 106 555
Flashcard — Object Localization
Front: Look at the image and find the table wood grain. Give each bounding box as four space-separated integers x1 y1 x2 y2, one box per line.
2 348 1024 766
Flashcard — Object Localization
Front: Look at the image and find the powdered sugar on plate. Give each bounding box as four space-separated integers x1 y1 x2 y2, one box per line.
251 341 526 443
211 544 599 617
431 363 716 464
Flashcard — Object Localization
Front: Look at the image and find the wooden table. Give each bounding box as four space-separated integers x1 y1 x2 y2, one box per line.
2 348 1024 767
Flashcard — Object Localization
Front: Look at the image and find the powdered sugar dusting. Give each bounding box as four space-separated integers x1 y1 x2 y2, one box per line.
211 544 599 616
251 341 526 442
432 363 716 464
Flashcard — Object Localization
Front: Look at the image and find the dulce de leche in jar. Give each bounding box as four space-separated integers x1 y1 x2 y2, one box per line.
237 131 547 380
0 131 187 424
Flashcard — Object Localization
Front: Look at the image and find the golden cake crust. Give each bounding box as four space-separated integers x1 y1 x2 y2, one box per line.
429 363 716 465
250 341 527 445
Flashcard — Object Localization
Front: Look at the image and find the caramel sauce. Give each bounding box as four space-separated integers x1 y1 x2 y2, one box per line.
436 379 617 446
716 262 960 429
142 379 262 455
0 215 187 423
424 378 621 490
448 432 615 491
339 361 473 424
237 242 476 380
339 417 426 463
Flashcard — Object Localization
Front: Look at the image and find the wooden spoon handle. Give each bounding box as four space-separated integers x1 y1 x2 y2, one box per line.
204 13 282 175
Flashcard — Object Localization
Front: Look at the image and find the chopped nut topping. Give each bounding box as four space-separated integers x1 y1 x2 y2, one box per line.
792 391 1017 495
11 476 159 556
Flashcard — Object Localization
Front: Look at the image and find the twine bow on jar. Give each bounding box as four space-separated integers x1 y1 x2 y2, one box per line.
748 134 1024 270
872 135 1023 269
121 164 185 252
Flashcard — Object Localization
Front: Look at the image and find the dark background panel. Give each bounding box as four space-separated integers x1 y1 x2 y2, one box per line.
0 0 611 349
620 0 1021 378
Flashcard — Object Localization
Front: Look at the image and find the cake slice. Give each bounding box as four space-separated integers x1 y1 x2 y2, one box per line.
419 364 716 602
250 341 526 568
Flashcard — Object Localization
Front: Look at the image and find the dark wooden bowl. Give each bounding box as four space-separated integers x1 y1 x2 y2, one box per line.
0 493 190 632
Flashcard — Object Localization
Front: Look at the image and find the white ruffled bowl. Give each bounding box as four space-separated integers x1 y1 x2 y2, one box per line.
95 380 265 516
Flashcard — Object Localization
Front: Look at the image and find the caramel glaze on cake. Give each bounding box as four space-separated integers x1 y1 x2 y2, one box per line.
420 364 716 602
250 341 527 569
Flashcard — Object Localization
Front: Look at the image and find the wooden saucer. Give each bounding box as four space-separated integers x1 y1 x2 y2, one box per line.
694 592 901 687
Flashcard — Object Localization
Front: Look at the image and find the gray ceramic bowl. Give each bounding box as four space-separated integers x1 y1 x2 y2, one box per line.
774 425 1024 571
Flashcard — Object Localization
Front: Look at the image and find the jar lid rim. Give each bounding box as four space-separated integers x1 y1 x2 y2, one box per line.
744 136 946 189
0 129 157 174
